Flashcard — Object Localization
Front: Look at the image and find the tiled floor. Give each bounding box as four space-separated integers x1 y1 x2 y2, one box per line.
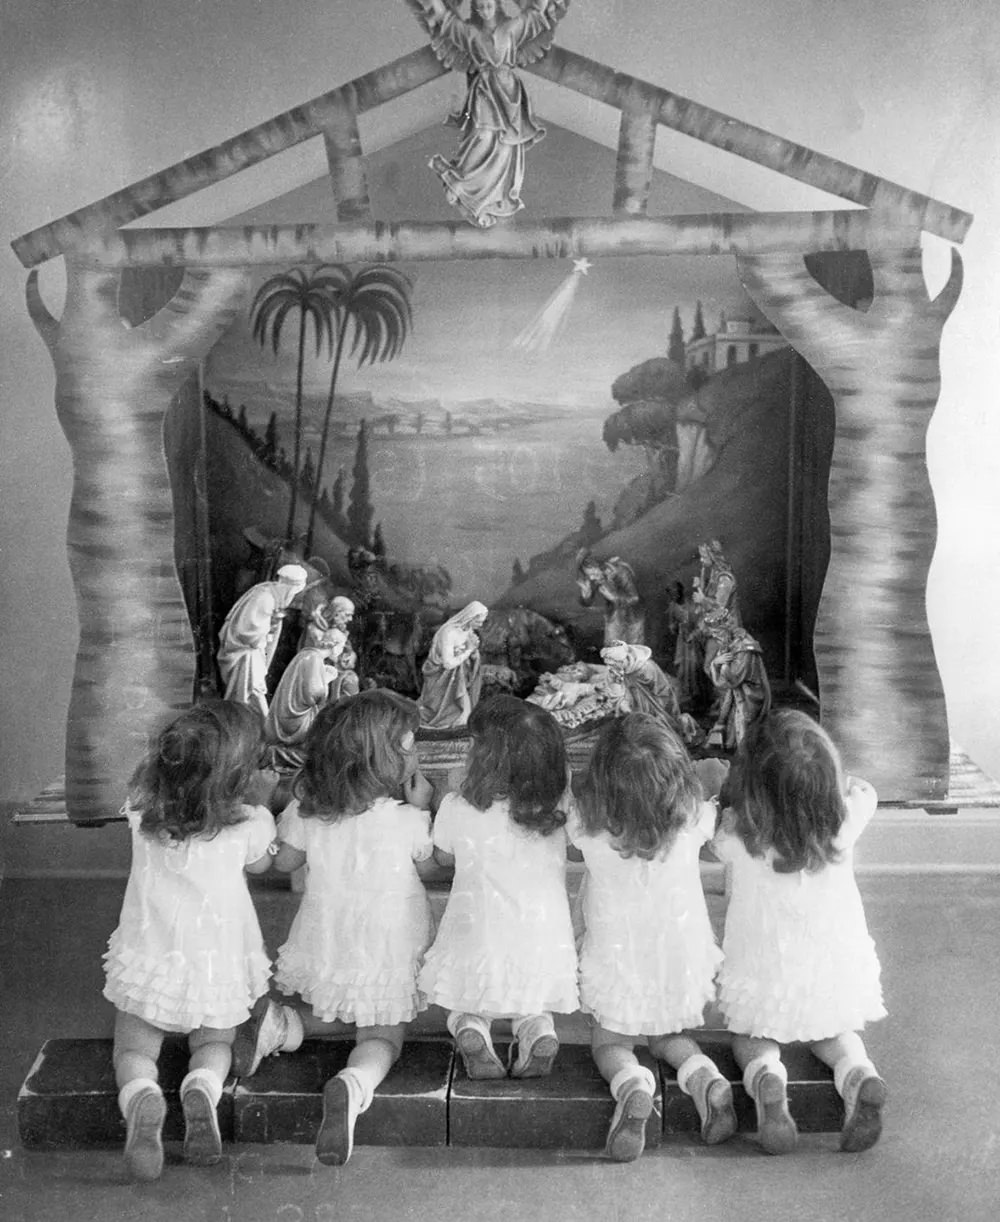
1 873 998 1222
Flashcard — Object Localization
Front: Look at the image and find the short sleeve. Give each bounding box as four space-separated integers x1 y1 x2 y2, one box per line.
242 804 277 863
836 777 878 850
400 803 433 862
432 794 460 855
693 798 719 844
710 809 741 862
278 800 308 852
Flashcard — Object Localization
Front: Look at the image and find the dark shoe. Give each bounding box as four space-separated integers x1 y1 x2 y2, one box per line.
123 1084 166 1182
181 1082 222 1166
753 1070 798 1155
232 997 285 1077
316 1074 356 1166
605 1082 654 1162
701 1075 738 1146
841 1070 886 1153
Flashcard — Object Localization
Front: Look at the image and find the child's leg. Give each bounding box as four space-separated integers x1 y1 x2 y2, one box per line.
447 1010 506 1080
509 1012 559 1079
315 1023 406 1167
591 1024 657 1163
649 1033 736 1146
112 1010 168 1182
732 1033 798 1155
810 1031 886 1152
180 1025 235 1166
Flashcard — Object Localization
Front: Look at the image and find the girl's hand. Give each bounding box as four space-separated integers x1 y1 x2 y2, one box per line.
404 770 435 811
694 757 730 800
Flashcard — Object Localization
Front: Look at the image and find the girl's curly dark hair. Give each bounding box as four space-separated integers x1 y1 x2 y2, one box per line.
726 707 846 873
130 700 264 842
576 713 702 859
461 694 568 836
296 688 420 821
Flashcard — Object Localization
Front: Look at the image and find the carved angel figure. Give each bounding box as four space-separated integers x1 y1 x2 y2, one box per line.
406 0 570 227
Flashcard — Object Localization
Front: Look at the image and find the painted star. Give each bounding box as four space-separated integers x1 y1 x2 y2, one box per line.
572 258 592 275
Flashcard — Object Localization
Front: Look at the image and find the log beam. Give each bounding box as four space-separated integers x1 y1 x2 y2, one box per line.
60 210 920 268
527 46 972 244
10 47 446 269
613 110 657 217
323 99 373 222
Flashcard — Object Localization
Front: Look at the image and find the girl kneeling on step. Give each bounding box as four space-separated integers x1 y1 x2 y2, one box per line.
232 689 439 1166
418 695 579 1079
103 701 277 1181
570 713 737 1161
713 708 887 1155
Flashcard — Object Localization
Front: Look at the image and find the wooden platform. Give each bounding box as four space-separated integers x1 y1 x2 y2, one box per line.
14 743 1000 825
18 1032 841 1154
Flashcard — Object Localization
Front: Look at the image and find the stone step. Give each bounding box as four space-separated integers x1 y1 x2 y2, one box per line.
18 1032 840 1153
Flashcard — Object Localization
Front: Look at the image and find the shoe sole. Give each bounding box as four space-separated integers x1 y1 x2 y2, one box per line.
232 996 271 1078
702 1078 738 1146
456 1027 506 1080
511 1034 559 1079
756 1072 798 1155
606 1087 654 1162
841 1075 886 1153
182 1086 222 1166
316 1076 353 1166
124 1089 166 1182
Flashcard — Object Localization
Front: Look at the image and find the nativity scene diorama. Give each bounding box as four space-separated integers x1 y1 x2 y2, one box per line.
10 0 976 823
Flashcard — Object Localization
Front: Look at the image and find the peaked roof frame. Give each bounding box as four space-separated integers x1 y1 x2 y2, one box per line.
11 43 972 270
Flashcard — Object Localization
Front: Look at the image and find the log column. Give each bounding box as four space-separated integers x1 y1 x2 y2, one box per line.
613 110 656 217
27 260 250 822
736 239 962 800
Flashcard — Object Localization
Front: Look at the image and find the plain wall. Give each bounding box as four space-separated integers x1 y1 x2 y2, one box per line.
2 1 999 837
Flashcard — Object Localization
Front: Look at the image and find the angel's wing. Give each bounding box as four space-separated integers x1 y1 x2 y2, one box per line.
515 0 571 66
402 0 474 73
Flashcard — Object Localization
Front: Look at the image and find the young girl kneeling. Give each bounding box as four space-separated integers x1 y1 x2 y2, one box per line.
571 713 736 1161
103 701 276 1181
714 708 887 1154
232 689 438 1166
418 695 579 1078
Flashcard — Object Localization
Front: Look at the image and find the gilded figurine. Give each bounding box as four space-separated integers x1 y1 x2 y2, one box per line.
418 601 489 728
405 0 571 228
576 550 646 647
703 611 771 750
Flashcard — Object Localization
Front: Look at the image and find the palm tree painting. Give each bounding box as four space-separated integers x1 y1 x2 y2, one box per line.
306 265 413 554
249 267 339 543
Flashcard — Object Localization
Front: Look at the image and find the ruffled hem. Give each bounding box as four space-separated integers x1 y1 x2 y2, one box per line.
579 1000 716 1038
418 952 579 1016
275 949 425 1026
104 942 271 1031
718 977 887 1044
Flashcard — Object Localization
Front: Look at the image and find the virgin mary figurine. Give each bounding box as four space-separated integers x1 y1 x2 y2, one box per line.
418 601 490 728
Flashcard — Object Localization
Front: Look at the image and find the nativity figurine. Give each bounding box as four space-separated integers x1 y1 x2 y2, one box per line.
417 600 489 728
216 564 308 718
576 550 646 647
264 644 344 771
407 0 570 228
601 640 700 746
703 612 771 751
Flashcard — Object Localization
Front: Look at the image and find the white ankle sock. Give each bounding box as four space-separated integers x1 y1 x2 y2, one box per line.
609 1064 656 1101
281 1006 305 1052
511 1013 554 1043
180 1068 223 1107
676 1053 720 1097
834 1055 878 1097
742 1052 786 1096
118 1077 161 1117
339 1066 374 1113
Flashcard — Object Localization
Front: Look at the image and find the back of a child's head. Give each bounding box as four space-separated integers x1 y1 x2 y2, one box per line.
131 700 263 842
577 712 701 859
727 707 846 873
297 688 419 820
461 694 568 836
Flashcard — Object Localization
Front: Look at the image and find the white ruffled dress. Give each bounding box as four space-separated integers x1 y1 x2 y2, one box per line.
103 803 275 1032
418 794 579 1019
713 779 887 1043
274 797 433 1026
569 801 723 1036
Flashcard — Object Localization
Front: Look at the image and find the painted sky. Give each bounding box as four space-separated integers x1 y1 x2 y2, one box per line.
209 254 762 412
